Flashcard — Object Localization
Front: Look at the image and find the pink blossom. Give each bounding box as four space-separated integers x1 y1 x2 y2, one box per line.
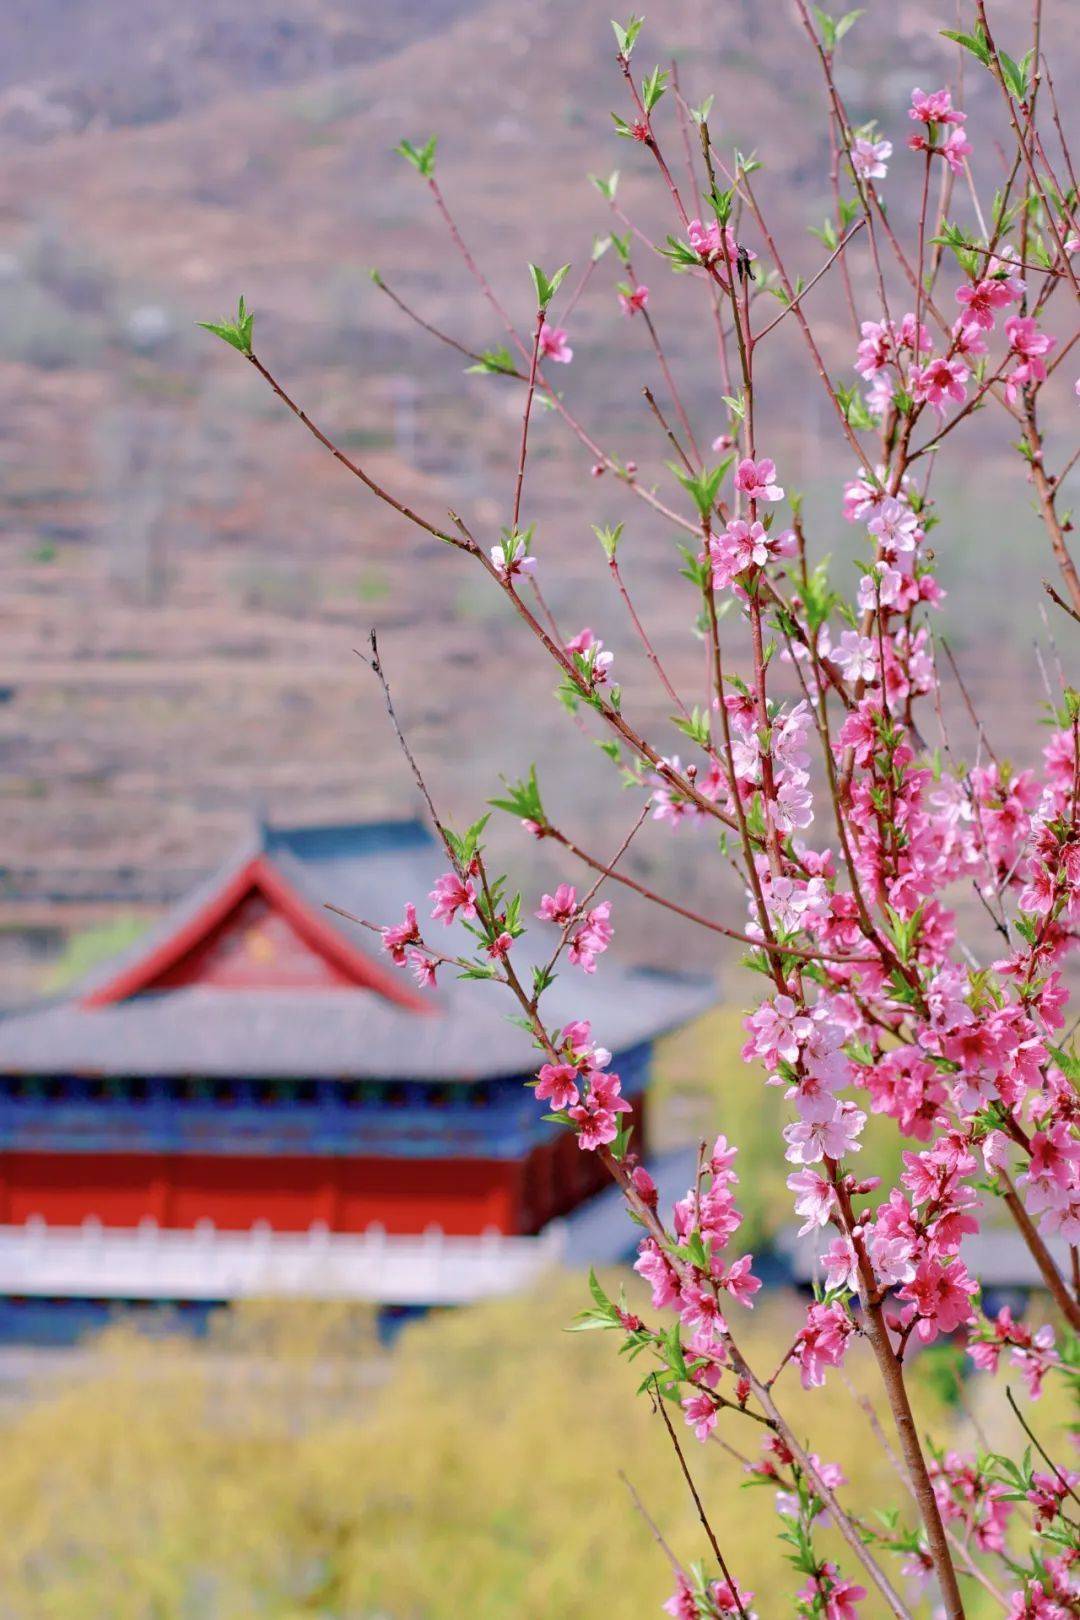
911 355 968 412
851 134 892 181
429 871 478 926
858 562 903 612
381 901 419 964
710 1579 756 1616
794 1300 854 1387
838 700 881 767
720 1253 762 1307
709 519 795 587
535 1062 579 1111
407 949 437 989
634 1238 679 1309
898 1256 978 1343
565 627 614 684
536 883 577 925
833 630 878 685
538 322 572 363
568 1067 630 1150
490 540 537 581
854 318 894 379
1027 1468 1080 1530
743 993 810 1067
952 318 988 361
826 1577 869 1620
1004 314 1056 401
734 456 784 503
618 283 649 315
955 276 1018 330
908 87 966 126
787 1167 835 1233
662 1575 698 1620
800 1565 868 1620
868 495 921 556
1006 315 1055 363
682 1389 718 1442
567 900 614 973
938 126 974 173
1019 1121 1080 1241
567 1093 620 1150
783 1104 866 1165
686 219 756 283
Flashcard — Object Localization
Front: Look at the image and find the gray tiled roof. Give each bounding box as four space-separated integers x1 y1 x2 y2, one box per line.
0 819 714 1081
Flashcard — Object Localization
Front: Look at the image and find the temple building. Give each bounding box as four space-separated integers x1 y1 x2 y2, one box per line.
0 819 711 1321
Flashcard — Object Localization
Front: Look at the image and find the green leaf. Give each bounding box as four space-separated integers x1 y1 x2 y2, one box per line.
641 64 668 113
593 521 624 560
1049 1045 1080 1085
611 15 644 57
809 218 839 251
589 169 620 201
465 345 518 377
662 1320 689 1381
835 8 863 41
672 705 711 748
197 294 254 356
813 5 860 50
528 262 571 311
940 26 990 67
489 764 546 827
395 136 437 177
998 49 1030 101
669 456 733 520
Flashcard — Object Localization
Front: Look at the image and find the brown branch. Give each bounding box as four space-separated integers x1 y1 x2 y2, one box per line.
650 1375 750 1619
542 823 865 963
246 353 464 548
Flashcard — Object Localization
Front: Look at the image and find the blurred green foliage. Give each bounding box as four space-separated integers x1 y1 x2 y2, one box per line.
45 915 149 992
0 1283 1066 1617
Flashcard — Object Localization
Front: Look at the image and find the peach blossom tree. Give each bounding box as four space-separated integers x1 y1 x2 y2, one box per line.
202 6 1080 1615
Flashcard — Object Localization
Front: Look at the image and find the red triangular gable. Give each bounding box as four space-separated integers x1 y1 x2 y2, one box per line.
82 854 430 1011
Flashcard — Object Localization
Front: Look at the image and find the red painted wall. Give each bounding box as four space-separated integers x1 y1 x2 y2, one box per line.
517 1093 647 1232
0 1152 522 1235
0 1098 646 1237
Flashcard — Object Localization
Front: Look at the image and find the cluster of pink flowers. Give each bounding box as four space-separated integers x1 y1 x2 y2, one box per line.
535 882 614 973
929 1450 1013 1555
380 899 439 987
907 86 972 174
1004 313 1056 403
534 1020 631 1148
1006 1564 1080 1620
631 1137 762 1442
967 1305 1061 1396
664 1573 756 1619
797 1564 868 1620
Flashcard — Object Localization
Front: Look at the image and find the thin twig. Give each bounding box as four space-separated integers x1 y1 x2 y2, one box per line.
650 1375 750 1618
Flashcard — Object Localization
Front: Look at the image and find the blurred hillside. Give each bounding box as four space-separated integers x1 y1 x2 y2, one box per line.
0 0 1076 995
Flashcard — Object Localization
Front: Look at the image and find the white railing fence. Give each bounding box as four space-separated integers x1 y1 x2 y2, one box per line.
0 1217 568 1306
